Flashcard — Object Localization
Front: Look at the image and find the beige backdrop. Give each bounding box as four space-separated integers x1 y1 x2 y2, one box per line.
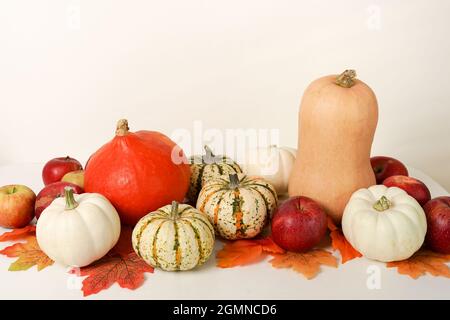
1 0 449 191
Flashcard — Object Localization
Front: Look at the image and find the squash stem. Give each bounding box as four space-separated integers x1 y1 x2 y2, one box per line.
116 119 129 136
204 145 215 164
170 201 179 219
229 174 240 189
64 187 79 210
335 70 357 88
373 196 392 212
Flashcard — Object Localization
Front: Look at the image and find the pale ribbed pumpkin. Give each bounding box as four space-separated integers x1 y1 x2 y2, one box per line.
289 70 378 223
187 145 242 204
197 173 277 240
132 201 215 271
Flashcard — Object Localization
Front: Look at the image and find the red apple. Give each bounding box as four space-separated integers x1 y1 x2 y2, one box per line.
371 156 409 184
383 175 431 206
0 185 36 228
271 196 327 252
424 197 450 254
35 182 83 219
42 156 83 186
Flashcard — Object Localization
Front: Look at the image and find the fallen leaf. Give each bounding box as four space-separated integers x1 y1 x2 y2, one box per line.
0 236 53 271
386 250 450 279
217 237 284 268
68 225 154 297
0 225 36 242
327 217 362 263
70 252 154 297
269 250 338 279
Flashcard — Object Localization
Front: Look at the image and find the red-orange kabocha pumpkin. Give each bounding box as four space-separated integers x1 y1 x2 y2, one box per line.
84 119 191 225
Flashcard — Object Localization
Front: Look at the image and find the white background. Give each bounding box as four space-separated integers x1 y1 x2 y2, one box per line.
1 0 450 191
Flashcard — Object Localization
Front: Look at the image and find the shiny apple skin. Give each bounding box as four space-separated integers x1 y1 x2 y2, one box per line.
271 196 328 252
383 175 431 206
371 156 409 185
42 156 83 186
35 182 83 219
424 197 450 254
0 185 36 228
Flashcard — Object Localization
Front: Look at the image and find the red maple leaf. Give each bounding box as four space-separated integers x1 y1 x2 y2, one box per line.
68 226 154 297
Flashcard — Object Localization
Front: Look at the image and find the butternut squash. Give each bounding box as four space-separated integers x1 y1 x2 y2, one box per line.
288 70 378 223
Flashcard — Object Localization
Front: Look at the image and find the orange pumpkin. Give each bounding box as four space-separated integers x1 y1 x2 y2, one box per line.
289 70 378 223
85 119 191 226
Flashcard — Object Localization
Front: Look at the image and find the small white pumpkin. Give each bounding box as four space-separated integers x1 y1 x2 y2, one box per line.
342 185 427 262
132 201 215 271
197 173 277 240
187 145 242 204
241 145 296 195
36 187 121 267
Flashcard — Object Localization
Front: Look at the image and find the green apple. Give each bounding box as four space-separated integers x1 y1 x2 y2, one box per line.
61 170 84 189
0 185 36 228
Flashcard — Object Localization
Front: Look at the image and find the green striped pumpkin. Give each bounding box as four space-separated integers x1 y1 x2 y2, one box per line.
196 174 278 240
187 145 242 204
132 201 215 271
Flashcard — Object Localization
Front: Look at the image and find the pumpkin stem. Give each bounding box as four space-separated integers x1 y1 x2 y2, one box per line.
64 187 79 210
373 196 392 212
335 69 357 88
170 201 179 219
204 145 216 164
229 174 240 189
116 119 129 136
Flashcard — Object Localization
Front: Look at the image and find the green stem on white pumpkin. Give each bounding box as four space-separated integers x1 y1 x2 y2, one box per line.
335 69 357 88
229 174 240 189
170 201 179 219
64 187 79 210
373 196 392 212
116 119 129 136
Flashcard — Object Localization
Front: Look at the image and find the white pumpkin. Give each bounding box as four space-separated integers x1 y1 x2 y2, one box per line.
132 201 215 271
342 185 427 262
241 145 296 195
197 173 277 240
36 187 121 267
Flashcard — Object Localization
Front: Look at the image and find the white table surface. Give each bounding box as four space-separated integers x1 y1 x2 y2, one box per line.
0 163 449 300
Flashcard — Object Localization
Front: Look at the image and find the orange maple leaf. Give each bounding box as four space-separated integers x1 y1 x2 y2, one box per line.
216 237 285 268
71 252 154 297
386 250 450 279
0 236 53 271
327 217 362 263
68 226 154 297
0 225 36 242
269 250 338 279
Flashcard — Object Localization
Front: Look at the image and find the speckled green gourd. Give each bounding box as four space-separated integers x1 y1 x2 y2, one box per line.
187 145 242 204
196 173 277 240
132 201 215 271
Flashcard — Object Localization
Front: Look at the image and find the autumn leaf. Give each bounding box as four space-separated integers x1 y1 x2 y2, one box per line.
0 236 53 271
269 250 338 279
217 237 284 268
327 217 362 263
386 250 450 279
0 225 36 242
70 252 154 297
69 226 154 297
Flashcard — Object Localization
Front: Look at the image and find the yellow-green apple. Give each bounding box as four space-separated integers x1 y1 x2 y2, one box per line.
271 196 327 252
383 175 431 206
0 185 36 228
371 156 409 184
62 170 84 189
35 182 83 219
424 197 450 254
42 156 82 186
